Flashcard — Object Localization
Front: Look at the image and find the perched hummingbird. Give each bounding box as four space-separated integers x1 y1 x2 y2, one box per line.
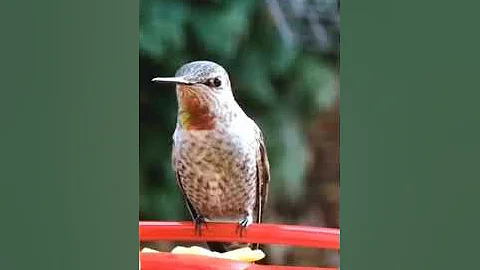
151 61 271 252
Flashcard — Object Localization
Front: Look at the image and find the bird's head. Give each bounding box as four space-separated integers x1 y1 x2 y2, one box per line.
152 61 238 130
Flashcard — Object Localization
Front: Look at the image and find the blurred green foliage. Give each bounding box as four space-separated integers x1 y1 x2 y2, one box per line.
140 0 337 220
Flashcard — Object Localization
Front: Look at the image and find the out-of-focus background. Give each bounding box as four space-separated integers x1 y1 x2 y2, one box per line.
140 0 339 267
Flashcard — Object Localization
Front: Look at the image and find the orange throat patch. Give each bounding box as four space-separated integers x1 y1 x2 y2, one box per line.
178 88 215 130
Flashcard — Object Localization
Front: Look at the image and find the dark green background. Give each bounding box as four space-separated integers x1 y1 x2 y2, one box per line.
1 0 479 270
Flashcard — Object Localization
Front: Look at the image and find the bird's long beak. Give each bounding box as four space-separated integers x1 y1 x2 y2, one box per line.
151 76 193 85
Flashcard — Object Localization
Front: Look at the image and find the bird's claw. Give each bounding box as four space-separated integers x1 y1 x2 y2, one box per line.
194 216 207 236
236 215 253 237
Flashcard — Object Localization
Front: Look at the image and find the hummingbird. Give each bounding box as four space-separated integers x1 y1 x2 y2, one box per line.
151 60 271 252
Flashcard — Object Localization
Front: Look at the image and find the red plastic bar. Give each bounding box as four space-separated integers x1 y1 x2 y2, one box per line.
140 221 340 250
140 252 337 270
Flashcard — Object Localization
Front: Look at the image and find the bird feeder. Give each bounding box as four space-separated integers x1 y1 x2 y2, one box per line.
139 221 340 270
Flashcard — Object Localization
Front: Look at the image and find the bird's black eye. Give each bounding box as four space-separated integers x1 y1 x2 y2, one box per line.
213 77 221 87
203 77 222 88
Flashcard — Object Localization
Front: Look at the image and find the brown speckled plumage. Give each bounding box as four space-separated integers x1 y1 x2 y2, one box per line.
153 61 270 252
173 119 262 219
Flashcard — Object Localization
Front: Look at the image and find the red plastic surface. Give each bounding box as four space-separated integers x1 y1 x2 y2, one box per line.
140 221 339 250
139 221 340 270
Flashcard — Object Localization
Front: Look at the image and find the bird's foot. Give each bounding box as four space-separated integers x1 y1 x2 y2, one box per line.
194 216 207 236
236 214 253 237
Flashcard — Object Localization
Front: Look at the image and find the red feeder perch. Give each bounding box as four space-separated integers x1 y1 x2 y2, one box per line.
139 221 340 270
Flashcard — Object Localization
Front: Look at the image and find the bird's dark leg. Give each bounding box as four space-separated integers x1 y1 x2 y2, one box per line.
236 213 253 237
194 215 207 236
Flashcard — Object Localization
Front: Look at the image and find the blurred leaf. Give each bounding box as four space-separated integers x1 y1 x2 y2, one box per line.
259 109 307 203
233 49 277 107
276 111 308 202
190 0 256 59
315 72 337 109
249 9 299 76
141 187 186 220
140 0 189 58
285 57 337 115
140 132 170 165
267 37 299 77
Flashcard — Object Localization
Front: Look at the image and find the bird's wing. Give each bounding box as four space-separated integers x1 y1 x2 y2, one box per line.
255 126 271 225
